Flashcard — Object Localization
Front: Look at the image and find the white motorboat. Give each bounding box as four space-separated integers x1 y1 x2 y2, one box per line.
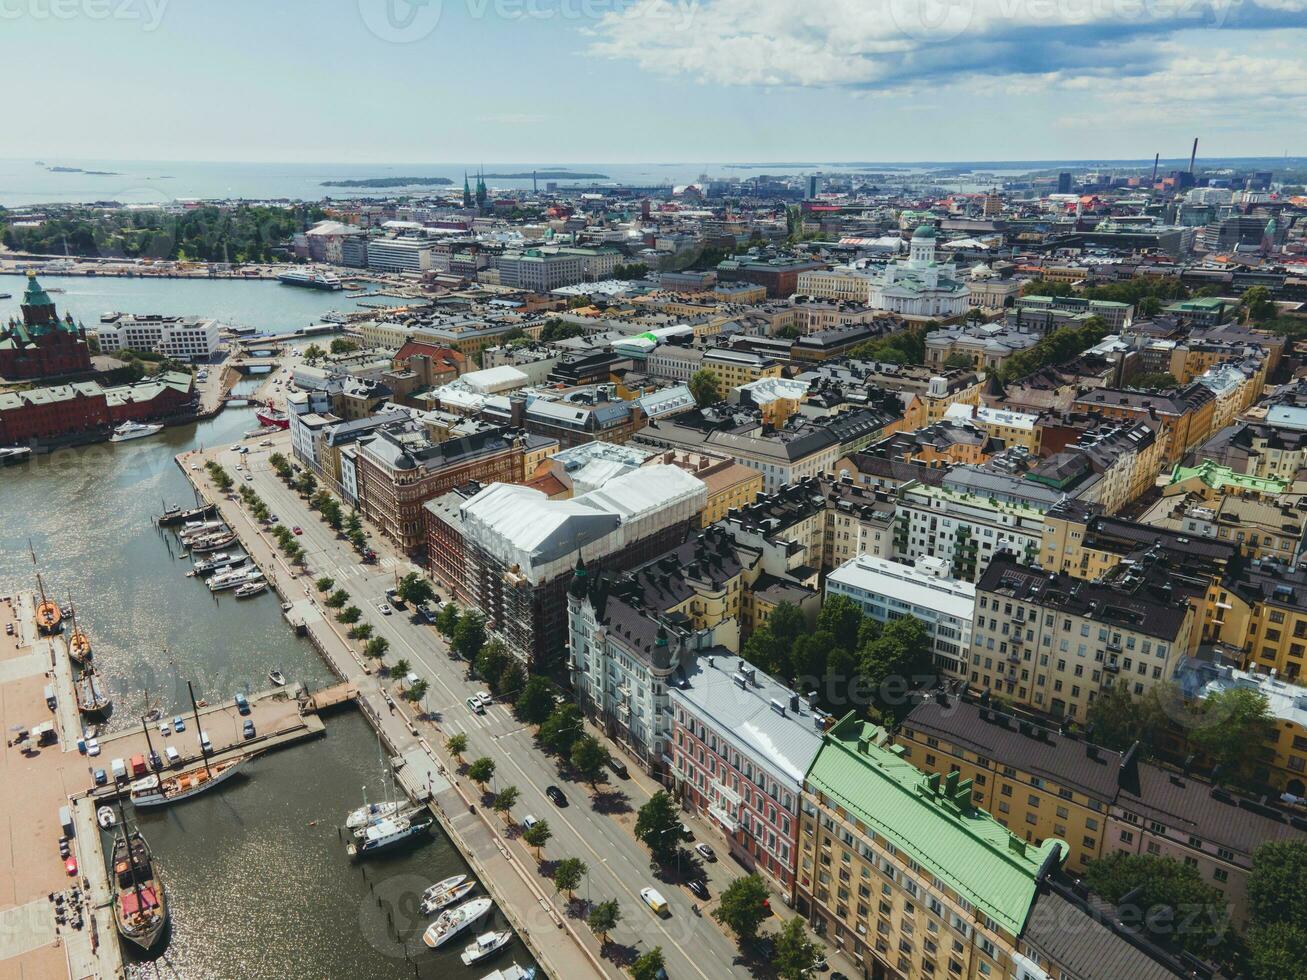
422 898 493 949
460 930 512 966
97 806 116 829
179 520 225 542
209 568 263 592
190 532 239 554
192 552 245 576
478 965 536 980
268 669 287 687
234 580 267 599
345 807 432 857
345 799 402 831
419 875 474 915
110 421 163 443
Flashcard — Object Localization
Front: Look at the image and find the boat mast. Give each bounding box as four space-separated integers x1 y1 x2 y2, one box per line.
141 714 158 766
187 681 211 776
115 797 146 910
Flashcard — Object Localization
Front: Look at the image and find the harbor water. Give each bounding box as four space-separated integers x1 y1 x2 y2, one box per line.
0 277 536 978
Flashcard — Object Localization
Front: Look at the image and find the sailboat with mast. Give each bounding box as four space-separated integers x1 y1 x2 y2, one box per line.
66 599 93 665
110 802 169 953
34 572 63 636
344 740 403 829
129 682 252 807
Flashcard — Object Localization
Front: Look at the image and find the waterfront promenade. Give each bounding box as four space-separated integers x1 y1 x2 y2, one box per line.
181 445 610 980
0 593 124 980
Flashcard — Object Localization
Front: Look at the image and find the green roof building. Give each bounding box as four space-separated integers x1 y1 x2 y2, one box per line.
1166 459 1289 497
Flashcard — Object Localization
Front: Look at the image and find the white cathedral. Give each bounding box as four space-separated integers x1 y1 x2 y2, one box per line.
869 224 970 319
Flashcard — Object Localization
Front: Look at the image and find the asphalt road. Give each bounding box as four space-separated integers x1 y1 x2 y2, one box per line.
226 436 770 980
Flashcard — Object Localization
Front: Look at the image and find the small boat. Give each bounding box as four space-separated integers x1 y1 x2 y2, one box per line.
346 807 432 858
479 964 536 980
268 669 287 687
111 828 169 953
255 406 290 430
178 520 226 543
191 532 239 554
35 575 63 635
97 807 116 829
422 898 493 949
234 580 267 599
130 756 250 807
419 875 473 915
76 668 112 718
461 930 512 966
0 446 32 467
110 421 164 443
157 503 216 527
68 628 93 664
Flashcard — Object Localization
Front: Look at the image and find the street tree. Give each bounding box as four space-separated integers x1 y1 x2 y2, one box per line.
405 679 428 703
497 661 526 700
474 638 510 685
774 916 820 979
522 819 552 859
552 857 587 899
444 733 467 762
635 790 686 865
467 757 496 790
1082 853 1229 956
391 658 411 680
539 703 584 757
363 636 389 658
315 576 335 592
515 676 555 725
1188 686 1276 792
492 785 519 823
435 601 460 638
304 343 324 364
587 900 621 944
712 874 771 943
336 606 361 625
452 610 487 661
630 947 665 980
349 623 373 641
570 735 610 787
395 572 435 607
325 588 349 609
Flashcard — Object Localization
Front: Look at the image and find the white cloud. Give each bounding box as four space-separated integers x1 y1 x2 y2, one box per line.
590 0 1307 89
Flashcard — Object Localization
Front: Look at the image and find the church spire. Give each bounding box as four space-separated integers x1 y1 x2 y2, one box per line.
463 171 473 209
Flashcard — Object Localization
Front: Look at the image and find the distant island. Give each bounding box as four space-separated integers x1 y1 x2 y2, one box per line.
48 166 122 176
321 176 454 188
482 170 608 180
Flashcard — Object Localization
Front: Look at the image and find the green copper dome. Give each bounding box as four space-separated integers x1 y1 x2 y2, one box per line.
912 224 938 240
23 273 55 308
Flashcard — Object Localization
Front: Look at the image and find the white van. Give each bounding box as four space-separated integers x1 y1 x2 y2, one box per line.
199 730 213 753
640 887 669 917
110 758 127 781
165 746 181 767
522 814 541 830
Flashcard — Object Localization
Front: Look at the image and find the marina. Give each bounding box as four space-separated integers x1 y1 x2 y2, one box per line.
0 395 539 979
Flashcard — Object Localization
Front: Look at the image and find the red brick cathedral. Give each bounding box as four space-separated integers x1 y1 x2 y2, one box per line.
0 273 93 380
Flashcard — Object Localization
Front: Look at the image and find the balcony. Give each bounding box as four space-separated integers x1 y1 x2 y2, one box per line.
1104 659 1120 673
709 803 739 833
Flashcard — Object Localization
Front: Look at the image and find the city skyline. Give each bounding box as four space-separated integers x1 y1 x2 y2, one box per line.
2 0 1303 163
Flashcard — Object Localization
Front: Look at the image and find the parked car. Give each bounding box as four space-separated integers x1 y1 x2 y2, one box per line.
234 692 250 715
608 759 629 779
545 785 567 807
522 814 541 830
686 878 709 900
157 720 171 735
93 769 107 786
378 603 392 616
86 738 100 757
466 696 484 715
173 715 185 733
292 526 302 535
243 720 256 739
694 842 716 863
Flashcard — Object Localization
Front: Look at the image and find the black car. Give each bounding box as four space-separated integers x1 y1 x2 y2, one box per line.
686 878 709 900
608 759 630 779
545 785 568 807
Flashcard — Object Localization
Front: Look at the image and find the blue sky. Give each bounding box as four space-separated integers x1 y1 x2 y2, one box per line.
2 0 1304 163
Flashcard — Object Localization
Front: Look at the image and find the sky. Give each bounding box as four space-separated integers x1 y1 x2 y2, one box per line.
2 0 1304 163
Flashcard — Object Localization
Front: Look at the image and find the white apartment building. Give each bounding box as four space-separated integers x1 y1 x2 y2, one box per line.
825 554 976 678
895 481 1045 583
497 249 586 291
94 313 221 361
794 266 876 304
366 237 434 273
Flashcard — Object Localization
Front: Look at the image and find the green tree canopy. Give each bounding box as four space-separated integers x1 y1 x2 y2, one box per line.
552 857 587 897
467 756 496 788
1188 687 1276 792
522 819 552 857
539 703 584 756
1248 840 1307 933
452 610 487 661
712 874 771 943
570 735 610 786
774 916 821 979
492 785 519 821
689 368 723 407
444 733 467 760
1081 853 1229 956
587 899 622 942
630 947 665 980
395 571 435 607
515 676 556 725
435 601 460 638
635 790 687 865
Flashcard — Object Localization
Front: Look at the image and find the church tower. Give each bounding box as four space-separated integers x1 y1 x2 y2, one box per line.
908 224 938 268
463 172 473 209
